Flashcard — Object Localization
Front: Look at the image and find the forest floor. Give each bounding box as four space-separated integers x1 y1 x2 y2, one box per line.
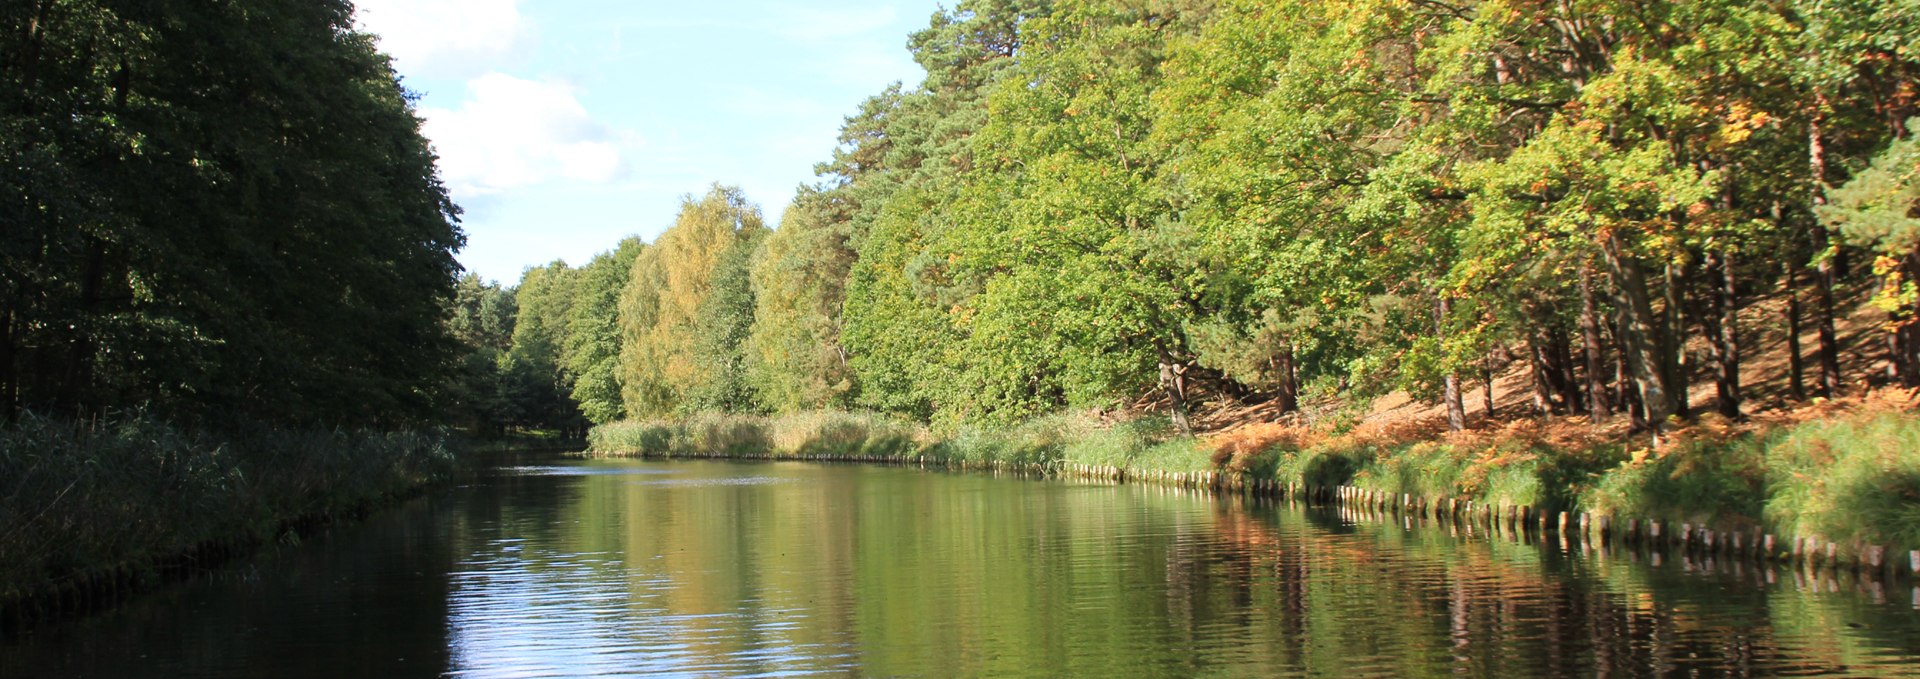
1174 277 1906 454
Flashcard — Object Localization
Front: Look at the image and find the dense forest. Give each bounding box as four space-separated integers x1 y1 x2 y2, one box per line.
2 0 464 427
480 0 1920 440
1 0 473 611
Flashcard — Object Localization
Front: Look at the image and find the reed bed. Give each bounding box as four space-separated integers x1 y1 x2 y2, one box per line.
0 413 459 618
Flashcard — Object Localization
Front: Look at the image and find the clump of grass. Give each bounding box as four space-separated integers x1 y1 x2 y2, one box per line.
1268 444 1364 490
1347 441 1474 502
1131 437 1214 474
929 413 1093 467
1058 417 1178 469
590 411 930 460
680 413 773 458
1581 435 1765 531
587 420 680 456
1763 411 1920 549
772 411 926 459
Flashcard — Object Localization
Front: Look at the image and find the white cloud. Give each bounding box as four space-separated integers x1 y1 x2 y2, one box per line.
421 73 636 198
354 0 526 75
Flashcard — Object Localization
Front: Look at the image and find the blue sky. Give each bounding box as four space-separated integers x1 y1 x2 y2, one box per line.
353 0 943 284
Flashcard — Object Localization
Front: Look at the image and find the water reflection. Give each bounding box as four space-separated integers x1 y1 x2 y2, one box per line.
5 458 1918 677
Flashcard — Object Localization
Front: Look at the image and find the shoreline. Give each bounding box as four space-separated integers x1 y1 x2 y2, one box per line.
587 403 1920 579
0 482 445 637
0 415 473 635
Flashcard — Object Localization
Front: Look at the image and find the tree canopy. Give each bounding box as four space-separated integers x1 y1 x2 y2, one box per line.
2 0 463 427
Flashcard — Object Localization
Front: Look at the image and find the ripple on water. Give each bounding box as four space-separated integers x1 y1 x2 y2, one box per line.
497 465 676 476
626 476 785 487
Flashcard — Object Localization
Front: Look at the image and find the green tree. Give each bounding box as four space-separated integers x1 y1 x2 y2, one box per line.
446 274 517 434
1823 118 1920 384
508 261 585 431
0 0 464 426
566 238 644 424
746 188 858 412
618 185 768 417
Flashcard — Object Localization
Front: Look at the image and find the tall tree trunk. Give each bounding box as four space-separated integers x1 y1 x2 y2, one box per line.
1272 342 1299 417
1784 256 1807 401
1156 342 1191 434
1529 337 1555 416
1603 233 1678 433
1439 297 1466 431
1549 325 1583 413
1664 262 1691 417
1707 250 1742 418
1578 265 1612 423
61 239 109 415
1810 113 1844 396
1482 350 1497 420
1444 372 1466 431
1618 349 1647 430
13 0 55 108
1896 249 1920 386
0 308 14 422
1607 311 1648 428
1813 229 1844 396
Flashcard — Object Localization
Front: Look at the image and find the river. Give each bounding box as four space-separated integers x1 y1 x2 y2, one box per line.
5 456 1919 677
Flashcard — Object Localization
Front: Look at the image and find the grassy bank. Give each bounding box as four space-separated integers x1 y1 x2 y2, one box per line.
588 410 1214 473
0 413 462 622
591 401 1920 561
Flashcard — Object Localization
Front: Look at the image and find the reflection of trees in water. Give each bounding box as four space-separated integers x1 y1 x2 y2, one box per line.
15 464 1916 677
1165 498 1920 676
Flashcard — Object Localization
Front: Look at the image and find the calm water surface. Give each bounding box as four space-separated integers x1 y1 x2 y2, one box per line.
5 457 1920 677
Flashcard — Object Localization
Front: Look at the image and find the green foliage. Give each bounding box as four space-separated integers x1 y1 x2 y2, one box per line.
685 226 765 413
0 0 463 426
1580 411 1920 548
1825 120 1920 253
841 186 968 420
618 185 768 417
1583 439 1767 530
1823 119 1920 327
746 190 858 412
1762 412 1920 550
505 262 587 432
444 275 531 436
567 239 645 424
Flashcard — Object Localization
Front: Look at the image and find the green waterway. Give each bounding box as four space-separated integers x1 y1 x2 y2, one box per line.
5 456 1919 677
